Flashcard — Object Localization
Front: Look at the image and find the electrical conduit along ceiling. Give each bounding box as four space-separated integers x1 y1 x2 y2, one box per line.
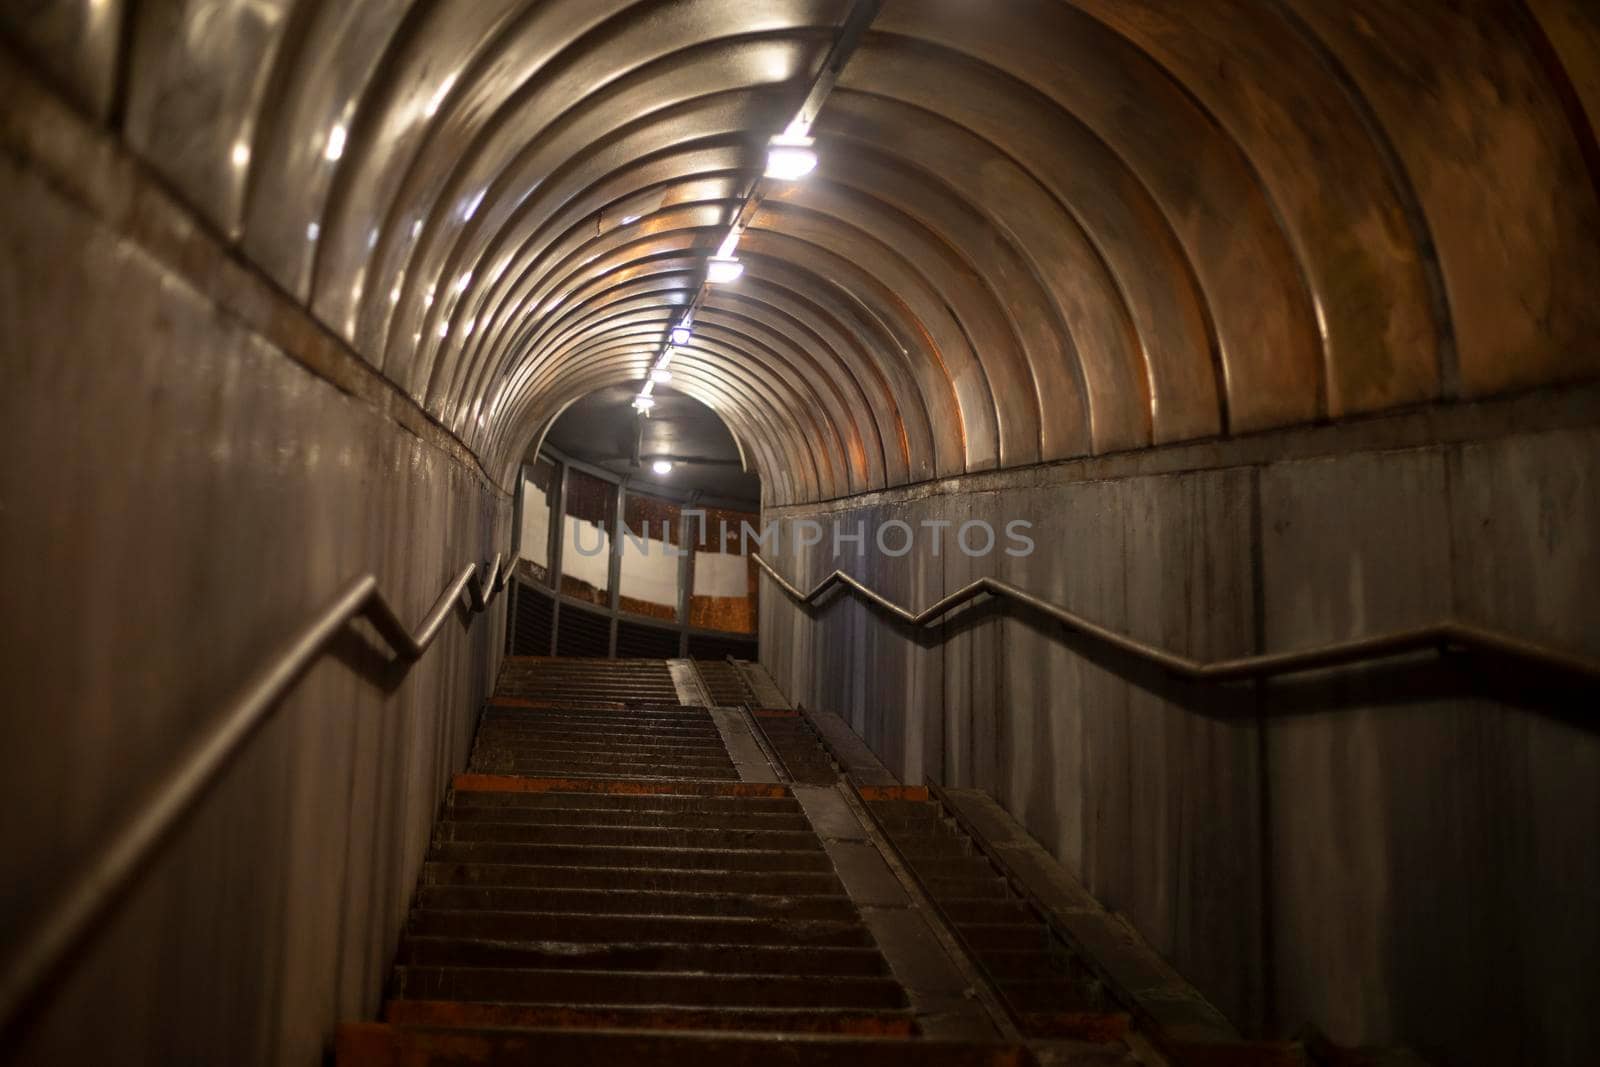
18 0 1598 505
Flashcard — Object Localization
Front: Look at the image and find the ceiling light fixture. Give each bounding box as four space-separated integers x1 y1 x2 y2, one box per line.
765 133 817 180
651 368 672 383
632 394 656 414
634 1 881 389
707 256 744 284
652 459 673 475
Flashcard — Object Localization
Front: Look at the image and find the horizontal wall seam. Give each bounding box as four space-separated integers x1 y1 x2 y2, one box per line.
762 381 1600 517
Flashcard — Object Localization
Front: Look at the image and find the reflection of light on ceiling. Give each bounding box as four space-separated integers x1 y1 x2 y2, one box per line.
423 286 435 307
621 214 640 224
389 286 401 303
306 222 320 241
463 318 476 337
423 72 458 118
324 123 347 161
230 141 250 168
456 271 472 292
439 321 449 339
411 219 423 238
463 189 485 220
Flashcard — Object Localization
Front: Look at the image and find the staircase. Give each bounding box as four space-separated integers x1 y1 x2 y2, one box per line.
336 657 1394 1066
335 657 1035 1065
867 796 1128 1042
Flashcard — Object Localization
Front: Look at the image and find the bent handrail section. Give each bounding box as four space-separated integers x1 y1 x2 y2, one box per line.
0 552 512 1042
752 553 1600 685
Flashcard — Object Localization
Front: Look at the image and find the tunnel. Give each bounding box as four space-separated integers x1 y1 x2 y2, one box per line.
1 1 1597 1064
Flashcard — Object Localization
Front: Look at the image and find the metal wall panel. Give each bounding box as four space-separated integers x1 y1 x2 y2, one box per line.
760 411 1600 1064
0 82 508 1067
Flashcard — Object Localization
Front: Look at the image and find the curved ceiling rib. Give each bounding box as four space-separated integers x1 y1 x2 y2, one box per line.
16 0 1594 505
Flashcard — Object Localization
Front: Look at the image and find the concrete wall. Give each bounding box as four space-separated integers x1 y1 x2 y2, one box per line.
760 391 1600 1067
0 55 508 1067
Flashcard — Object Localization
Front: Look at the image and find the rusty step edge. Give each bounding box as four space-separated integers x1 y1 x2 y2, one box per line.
336 1021 1036 1067
379 1000 916 1036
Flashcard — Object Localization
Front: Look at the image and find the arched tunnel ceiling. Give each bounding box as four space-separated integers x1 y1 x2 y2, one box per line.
8 0 1598 504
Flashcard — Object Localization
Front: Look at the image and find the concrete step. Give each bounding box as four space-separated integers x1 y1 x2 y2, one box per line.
395 936 890 977
448 789 800 815
481 707 710 726
388 965 910 1010
409 909 877 948
995 978 1102 1014
477 718 722 737
461 764 742 782
471 741 731 762
435 821 825 851
938 897 1038 925
876 813 951 835
957 923 1052 952
422 870 851 902
497 683 683 697
470 735 729 756
469 752 737 775
751 714 840 785
922 875 1013 898
427 840 833 872
866 799 943 821
337 1022 1041 1064
975 948 1079 982
444 804 810 831
378 1002 916 1036
471 727 722 746
889 834 976 860
896 855 1006 882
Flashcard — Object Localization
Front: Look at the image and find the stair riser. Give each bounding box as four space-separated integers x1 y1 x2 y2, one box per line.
396 939 889 977
391 967 909 1010
443 807 810 831
428 842 833 873
408 912 877 949
448 791 800 815
436 824 824 851
420 868 848 903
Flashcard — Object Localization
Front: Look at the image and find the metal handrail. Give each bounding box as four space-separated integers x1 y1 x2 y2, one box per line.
0 552 512 1041
752 553 1600 685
